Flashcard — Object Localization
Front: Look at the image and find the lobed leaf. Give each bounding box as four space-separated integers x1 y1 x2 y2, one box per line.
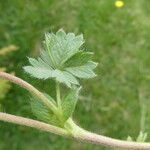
62 87 81 122
23 29 97 87
64 51 93 67
66 61 98 79
43 30 84 67
30 94 60 126
23 66 53 79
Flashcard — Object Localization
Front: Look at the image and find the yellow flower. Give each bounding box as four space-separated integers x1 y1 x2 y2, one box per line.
115 0 124 8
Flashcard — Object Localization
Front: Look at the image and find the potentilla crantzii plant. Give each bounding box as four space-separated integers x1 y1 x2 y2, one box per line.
0 29 150 150
23 29 97 128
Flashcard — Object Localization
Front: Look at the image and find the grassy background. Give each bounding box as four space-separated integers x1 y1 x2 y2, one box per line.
0 0 150 149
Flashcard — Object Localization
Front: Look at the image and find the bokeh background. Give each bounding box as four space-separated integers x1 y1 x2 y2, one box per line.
0 0 150 149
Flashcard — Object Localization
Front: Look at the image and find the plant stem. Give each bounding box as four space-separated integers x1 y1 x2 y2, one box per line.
0 112 68 136
56 81 62 110
75 129 150 150
0 71 58 114
1 112 150 150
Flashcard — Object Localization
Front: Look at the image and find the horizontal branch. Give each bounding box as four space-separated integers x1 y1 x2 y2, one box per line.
0 112 68 136
0 71 57 113
77 130 150 150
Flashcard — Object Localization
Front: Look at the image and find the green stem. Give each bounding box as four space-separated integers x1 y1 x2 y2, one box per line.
56 81 62 110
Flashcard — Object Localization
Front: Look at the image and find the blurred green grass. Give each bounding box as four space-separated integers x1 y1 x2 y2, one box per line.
0 0 150 149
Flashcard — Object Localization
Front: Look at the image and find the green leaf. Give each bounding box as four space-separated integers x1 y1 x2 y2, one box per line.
126 131 148 144
136 131 147 142
30 94 60 126
23 66 53 79
66 61 98 79
62 87 81 121
64 51 93 67
43 29 84 67
23 29 97 87
127 136 133 141
40 50 54 67
54 70 79 88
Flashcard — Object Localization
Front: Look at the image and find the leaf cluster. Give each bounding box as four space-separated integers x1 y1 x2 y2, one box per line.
30 87 80 127
24 30 97 127
24 29 97 87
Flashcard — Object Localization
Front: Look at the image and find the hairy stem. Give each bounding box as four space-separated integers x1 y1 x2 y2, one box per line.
0 72 58 114
56 81 62 110
0 112 150 150
0 112 68 136
76 130 150 150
